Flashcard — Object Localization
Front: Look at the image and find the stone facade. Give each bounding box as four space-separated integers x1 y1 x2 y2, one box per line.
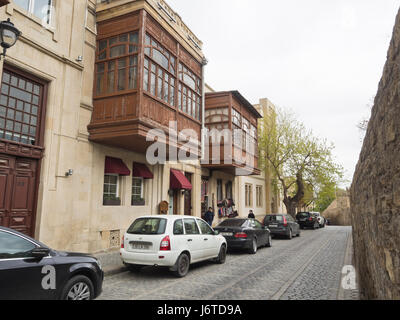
350 9 400 300
322 190 351 226
0 0 205 254
0 0 98 251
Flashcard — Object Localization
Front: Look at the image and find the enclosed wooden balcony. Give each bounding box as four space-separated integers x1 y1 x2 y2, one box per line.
88 6 204 158
202 91 262 176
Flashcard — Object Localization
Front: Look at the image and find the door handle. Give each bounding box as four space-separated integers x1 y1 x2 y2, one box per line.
187 239 193 242
204 238 209 241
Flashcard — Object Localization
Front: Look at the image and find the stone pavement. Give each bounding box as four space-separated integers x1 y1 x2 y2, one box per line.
97 226 359 300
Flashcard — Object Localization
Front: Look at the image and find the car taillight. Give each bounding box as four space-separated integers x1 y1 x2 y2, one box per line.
283 217 288 227
121 236 124 249
309 217 313 221
160 236 171 251
234 232 248 238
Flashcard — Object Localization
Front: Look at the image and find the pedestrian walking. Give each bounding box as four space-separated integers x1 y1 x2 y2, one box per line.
204 207 215 226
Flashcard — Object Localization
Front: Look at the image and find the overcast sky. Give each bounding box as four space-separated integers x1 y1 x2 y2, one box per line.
168 0 400 187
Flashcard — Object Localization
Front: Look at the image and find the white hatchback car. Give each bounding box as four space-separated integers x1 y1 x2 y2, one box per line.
120 215 227 277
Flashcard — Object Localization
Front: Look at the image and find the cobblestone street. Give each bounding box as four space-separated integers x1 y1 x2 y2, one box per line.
98 226 359 300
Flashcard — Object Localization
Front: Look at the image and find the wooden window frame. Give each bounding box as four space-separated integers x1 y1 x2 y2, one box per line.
142 33 177 108
0 65 47 149
95 31 140 97
178 62 202 121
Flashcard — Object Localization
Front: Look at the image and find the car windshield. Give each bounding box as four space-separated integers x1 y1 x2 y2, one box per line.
297 212 309 218
265 215 283 222
217 219 247 227
127 218 167 235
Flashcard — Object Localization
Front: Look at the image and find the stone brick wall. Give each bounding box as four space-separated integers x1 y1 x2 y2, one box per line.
350 8 400 300
323 190 351 226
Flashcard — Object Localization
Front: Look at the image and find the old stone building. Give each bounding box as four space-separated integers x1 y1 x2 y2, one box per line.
350 8 400 300
0 0 97 251
0 0 210 254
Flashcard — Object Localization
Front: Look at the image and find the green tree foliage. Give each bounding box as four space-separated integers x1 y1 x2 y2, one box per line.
258 107 344 218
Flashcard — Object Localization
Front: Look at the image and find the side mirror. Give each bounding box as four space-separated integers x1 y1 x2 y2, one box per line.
214 230 220 235
31 247 50 258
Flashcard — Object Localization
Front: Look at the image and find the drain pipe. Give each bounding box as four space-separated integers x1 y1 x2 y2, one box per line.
201 57 208 162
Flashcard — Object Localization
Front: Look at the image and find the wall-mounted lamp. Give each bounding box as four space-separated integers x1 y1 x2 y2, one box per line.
65 169 74 177
0 18 21 60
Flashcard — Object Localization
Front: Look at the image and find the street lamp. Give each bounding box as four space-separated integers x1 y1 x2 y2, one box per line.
0 18 21 60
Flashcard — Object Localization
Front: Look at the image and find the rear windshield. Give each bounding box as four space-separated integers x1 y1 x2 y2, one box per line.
127 218 167 235
264 215 284 222
297 212 310 218
217 219 247 227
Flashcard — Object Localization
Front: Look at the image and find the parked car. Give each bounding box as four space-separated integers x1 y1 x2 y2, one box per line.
214 218 272 254
296 212 320 229
120 215 227 278
311 212 326 228
0 226 104 300
263 214 301 239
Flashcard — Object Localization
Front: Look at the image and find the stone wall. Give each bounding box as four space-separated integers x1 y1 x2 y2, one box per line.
323 190 351 226
350 8 400 300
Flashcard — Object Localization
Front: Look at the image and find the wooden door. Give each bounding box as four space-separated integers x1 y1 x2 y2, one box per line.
0 154 38 237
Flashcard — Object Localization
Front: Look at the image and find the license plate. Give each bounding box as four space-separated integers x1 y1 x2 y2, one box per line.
221 232 233 236
130 242 151 250
300 219 306 221
269 224 278 228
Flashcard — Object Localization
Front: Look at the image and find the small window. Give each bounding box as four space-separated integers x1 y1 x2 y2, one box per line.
184 219 200 235
173 219 184 235
131 177 144 205
197 219 214 235
256 185 263 207
245 184 253 207
14 0 53 25
103 174 120 204
0 231 37 259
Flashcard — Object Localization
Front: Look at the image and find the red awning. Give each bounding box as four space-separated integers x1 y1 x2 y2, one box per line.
132 162 154 179
170 169 192 190
105 157 131 176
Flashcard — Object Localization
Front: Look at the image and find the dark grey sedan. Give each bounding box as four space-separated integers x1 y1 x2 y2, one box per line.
263 214 301 239
0 226 104 300
214 218 272 254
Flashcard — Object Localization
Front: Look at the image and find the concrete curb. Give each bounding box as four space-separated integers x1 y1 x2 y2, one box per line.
103 266 128 277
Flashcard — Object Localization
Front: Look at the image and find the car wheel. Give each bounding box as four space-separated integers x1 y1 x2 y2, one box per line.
61 275 94 300
173 253 190 278
287 229 293 240
126 264 143 272
215 245 227 264
249 238 258 254
266 235 272 247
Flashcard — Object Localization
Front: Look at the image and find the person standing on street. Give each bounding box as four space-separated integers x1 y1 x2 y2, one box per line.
248 210 255 219
205 207 215 226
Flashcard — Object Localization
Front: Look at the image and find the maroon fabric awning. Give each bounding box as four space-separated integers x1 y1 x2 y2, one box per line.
170 169 192 190
132 162 153 179
105 157 131 176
